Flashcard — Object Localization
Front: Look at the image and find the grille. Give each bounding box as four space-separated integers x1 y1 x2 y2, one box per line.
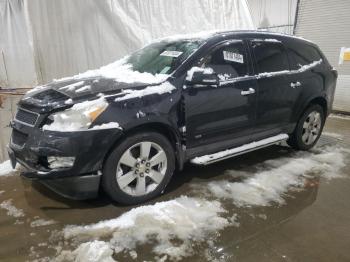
11 129 28 147
15 108 39 126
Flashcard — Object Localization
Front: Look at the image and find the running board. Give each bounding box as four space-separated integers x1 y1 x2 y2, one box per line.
190 134 289 165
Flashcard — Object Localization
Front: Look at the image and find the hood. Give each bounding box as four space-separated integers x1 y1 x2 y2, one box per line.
19 77 150 113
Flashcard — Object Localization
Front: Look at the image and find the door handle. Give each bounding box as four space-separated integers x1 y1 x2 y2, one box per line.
290 81 302 88
241 87 255 96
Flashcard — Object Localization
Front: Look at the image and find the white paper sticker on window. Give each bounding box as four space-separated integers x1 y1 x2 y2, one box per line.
223 51 244 64
160 50 183 57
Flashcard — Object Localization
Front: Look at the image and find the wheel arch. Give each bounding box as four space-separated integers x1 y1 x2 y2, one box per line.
103 121 185 172
295 95 328 123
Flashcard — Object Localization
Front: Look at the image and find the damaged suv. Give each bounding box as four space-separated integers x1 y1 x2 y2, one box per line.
8 31 337 204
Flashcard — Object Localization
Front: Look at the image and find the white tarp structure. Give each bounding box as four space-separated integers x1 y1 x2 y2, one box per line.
0 0 254 89
247 0 297 34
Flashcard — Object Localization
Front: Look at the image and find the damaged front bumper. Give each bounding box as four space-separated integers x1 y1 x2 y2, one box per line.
8 121 123 199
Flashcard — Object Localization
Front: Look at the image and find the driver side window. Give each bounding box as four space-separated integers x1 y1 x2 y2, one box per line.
199 42 249 81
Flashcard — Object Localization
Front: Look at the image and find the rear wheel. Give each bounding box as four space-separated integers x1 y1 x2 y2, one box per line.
102 131 175 205
287 104 325 150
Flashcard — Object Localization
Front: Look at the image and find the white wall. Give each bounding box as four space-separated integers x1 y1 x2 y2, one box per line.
247 0 297 34
0 0 254 88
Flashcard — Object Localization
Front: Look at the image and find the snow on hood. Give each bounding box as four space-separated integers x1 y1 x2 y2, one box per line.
54 57 168 85
114 81 176 101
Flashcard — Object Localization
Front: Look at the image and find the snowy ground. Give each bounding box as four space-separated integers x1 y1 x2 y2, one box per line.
0 117 350 261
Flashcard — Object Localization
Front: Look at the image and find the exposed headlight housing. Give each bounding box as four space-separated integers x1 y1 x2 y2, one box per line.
43 97 108 131
47 156 75 169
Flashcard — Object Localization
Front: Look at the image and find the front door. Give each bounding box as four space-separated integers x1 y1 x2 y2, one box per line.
184 40 258 152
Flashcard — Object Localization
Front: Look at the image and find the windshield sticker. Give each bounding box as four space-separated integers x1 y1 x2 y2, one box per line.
223 51 244 64
160 50 183 58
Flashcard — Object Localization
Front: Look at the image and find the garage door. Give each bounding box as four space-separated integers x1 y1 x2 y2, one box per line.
295 0 350 112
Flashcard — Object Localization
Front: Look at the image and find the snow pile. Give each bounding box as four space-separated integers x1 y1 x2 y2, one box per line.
198 146 347 207
0 160 16 176
60 196 230 261
186 67 214 81
30 218 56 228
56 58 168 85
0 199 25 218
43 97 121 132
114 81 176 102
57 241 115 262
330 113 350 121
322 132 343 140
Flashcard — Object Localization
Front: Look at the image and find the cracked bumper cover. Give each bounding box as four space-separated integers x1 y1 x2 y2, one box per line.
9 126 123 199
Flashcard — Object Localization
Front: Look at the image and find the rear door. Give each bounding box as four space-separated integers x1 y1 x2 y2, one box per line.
249 39 294 137
184 40 258 152
285 42 325 120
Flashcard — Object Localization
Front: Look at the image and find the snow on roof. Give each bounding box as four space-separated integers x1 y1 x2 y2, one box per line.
154 29 226 43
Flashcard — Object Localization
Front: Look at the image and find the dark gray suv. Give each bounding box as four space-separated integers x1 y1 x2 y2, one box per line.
8 31 337 204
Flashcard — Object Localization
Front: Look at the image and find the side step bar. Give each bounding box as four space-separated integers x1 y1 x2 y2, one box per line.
190 134 289 165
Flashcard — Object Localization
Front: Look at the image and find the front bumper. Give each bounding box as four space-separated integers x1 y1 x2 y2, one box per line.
21 171 102 200
9 121 123 199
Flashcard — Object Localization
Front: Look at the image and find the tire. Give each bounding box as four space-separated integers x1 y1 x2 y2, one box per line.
287 104 325 150
102 131 175 205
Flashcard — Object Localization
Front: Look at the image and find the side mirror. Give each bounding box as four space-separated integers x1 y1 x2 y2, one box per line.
186 67 219 87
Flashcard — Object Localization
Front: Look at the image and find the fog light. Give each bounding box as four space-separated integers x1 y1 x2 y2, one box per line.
47 156 75 169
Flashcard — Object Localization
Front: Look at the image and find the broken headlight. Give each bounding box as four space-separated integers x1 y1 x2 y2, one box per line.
43 97 108 131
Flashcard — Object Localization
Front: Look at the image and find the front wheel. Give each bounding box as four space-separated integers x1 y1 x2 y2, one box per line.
102 131 175 205
287 104 325 150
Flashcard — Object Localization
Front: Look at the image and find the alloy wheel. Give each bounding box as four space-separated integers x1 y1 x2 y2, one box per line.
302 111 322 145
116 141 168 196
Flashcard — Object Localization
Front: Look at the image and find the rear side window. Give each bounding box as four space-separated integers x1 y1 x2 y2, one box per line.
199 41 249 79
251 41 290 74
287 43 322 70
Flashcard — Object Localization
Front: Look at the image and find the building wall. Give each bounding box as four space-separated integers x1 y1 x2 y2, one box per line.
247 0 297 34
0 0 254 89
295 0 350 112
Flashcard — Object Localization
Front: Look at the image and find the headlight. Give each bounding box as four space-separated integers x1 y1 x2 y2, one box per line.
43 97 108 131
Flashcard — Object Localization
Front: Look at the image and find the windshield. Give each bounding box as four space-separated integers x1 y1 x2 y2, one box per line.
125 40 203 75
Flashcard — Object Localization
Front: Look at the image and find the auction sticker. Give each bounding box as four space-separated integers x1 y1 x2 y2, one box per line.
160 50 183 57
223 51 244 63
